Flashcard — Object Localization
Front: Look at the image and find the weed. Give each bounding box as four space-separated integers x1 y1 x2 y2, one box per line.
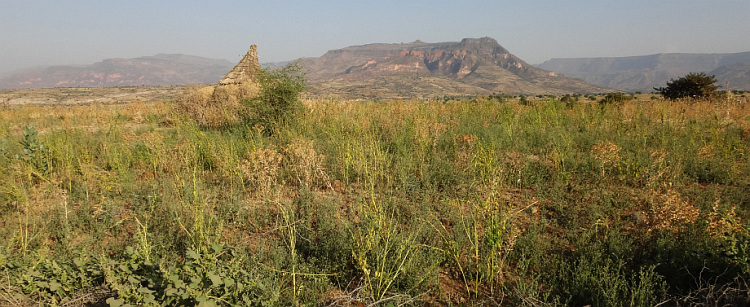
282 137 329 188
174 83 258 129
349 196 425 303
240 146 282 195
19 125 49 178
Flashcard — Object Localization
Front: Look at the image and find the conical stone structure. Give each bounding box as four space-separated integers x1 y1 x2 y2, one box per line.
219 44 262 85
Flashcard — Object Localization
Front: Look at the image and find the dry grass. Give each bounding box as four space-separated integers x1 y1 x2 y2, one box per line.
646 188 700 233
283 138 329 188
240 146 282 196
174 83 259 128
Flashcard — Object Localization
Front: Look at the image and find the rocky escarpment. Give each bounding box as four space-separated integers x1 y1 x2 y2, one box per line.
346 38 539 78
300 37 608 98
537 51 750 91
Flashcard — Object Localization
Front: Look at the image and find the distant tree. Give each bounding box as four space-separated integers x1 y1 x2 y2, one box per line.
654 72 719 100
599 92 632 105
518 95 531 105
560 94 578 108
560 94 578 103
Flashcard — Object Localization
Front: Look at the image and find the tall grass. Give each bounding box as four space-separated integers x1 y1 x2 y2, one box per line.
1 95 749 305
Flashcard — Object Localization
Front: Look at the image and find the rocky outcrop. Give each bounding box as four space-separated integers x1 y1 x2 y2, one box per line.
301 37 609 98
219 45 262 85
344 38 535 79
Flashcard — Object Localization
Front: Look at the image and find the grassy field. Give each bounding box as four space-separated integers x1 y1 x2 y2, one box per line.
1 93 749 306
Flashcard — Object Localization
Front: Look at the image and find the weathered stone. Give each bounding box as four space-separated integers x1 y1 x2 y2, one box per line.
175 44 262 127
219 45 262 85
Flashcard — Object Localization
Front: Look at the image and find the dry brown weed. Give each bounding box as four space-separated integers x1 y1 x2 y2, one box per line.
646 189 700 233
283 138 329 188
591 140 622 176
240 146 282 195
706 200 746 244
174 83 259 128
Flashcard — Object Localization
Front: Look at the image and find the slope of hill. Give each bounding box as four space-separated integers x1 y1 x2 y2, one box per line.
711 62 750 89
0 54 234 89
537 52 750 92
300 37 610 98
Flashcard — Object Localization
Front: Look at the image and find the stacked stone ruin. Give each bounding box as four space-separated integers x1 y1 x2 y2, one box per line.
219 44 262 85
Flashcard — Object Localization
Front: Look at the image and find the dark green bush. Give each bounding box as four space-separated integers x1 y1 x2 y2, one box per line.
561 94 578 108
654 72 719 100
545 230 668 307
599 93 633 105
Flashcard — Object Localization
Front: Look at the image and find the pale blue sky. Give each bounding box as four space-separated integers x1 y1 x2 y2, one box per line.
2 0 749 73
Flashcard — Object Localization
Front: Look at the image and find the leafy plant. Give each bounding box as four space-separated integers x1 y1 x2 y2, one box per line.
158 245 261 306
19 125 49 176
12 253 103 305
349 197 424 303
561 94 579 108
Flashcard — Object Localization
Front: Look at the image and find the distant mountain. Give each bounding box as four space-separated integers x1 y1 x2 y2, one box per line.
1 38 616 97
537 52 750 92
299 37 610 98
0 54 234 89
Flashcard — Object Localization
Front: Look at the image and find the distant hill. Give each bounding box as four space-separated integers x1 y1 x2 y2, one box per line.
299 37 610 98
537 52 750 92
1 38 614 97
0 54 234 89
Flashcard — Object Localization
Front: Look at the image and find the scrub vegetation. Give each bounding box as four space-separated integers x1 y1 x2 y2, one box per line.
1 80 750 305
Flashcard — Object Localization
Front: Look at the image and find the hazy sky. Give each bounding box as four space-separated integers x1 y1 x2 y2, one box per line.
2 0 750 73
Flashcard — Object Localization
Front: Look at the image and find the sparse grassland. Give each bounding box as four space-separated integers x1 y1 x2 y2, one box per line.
1 93 749 306
0 86 186 106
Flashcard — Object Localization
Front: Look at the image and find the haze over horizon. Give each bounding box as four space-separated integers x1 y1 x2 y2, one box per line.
2 1 750 74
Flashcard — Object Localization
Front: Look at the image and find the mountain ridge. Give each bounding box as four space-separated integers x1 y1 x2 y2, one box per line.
0 54 234 89
537 51 750 91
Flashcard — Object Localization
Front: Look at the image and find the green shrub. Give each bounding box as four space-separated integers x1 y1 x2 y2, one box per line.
546 230 668 306
244 62 306 132
10 253 103 305
518 95 531 105
19 125 49 176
